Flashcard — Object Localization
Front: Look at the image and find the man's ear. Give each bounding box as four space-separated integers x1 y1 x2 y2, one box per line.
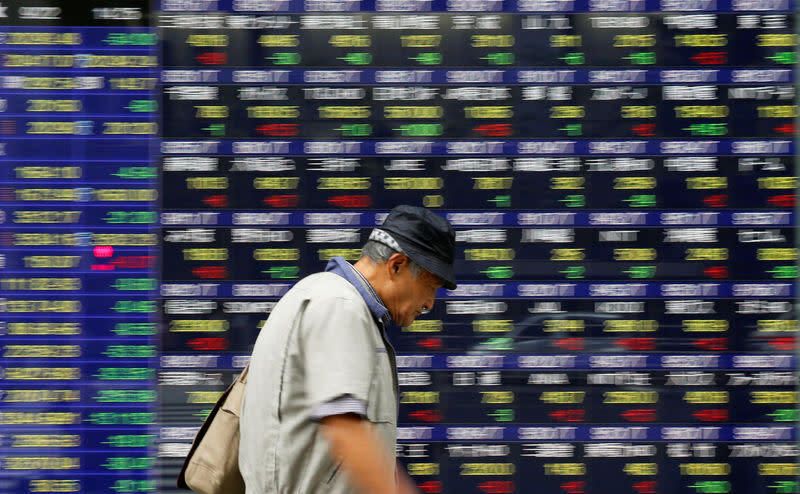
386 253 407 279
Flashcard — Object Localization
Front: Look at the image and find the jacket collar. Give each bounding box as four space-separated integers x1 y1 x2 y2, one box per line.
325 256 392 328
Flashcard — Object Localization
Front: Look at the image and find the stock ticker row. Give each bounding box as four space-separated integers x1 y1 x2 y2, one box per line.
0 0 797 493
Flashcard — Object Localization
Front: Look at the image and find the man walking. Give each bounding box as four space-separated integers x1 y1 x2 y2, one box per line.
239 205 457 494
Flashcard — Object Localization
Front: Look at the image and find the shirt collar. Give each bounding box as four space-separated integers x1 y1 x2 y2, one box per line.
325 256 392 328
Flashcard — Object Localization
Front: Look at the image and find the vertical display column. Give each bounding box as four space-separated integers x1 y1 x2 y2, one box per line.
0 2 158 493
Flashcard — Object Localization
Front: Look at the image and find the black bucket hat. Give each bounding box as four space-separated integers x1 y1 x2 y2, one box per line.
374 205 457 290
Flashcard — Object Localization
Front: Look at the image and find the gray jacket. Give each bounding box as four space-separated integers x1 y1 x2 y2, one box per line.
239 272 398 493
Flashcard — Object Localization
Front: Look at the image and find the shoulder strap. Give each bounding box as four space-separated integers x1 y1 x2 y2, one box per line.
239 362 250 383
176 363 250 489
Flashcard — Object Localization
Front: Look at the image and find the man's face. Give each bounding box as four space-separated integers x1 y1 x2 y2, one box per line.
387 263 443 328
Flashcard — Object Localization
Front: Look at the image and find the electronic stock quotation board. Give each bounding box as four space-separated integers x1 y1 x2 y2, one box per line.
0 0 798 492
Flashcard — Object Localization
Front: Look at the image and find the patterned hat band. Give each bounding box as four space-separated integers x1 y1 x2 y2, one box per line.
368 229 404 253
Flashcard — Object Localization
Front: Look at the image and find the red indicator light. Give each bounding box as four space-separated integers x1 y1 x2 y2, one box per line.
768 337 795 351
263 195 299 207
614 338 655 351
548 409 585 422
327 195 372 208
691 52 727 64
110 256 154 269
767 194 795 207
620 409 656 422
702 194 727 207
91 264 115 271
418 481 442 494
94 246 114 257
632 123 656 137
256 124 299 137
188 337 230 351
692 337 728 351
195 52 227 65
703 266 728 279
0 119 16 134
473 124 512 137
417 338 442 350
774 123 796 135
633 481 657 494
202 195 229 207
192 266 228 279
560 481 585 494
408 409 442 422
692 409 728 422
479 481 515 493
553 337 585 350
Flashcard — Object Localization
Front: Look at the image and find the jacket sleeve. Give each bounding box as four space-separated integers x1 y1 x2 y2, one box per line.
301 295 377 415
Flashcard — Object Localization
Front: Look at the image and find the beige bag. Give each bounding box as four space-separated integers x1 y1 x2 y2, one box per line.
177 364 249 494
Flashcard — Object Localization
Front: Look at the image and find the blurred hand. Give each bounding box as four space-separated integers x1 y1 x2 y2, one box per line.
320 414 396 494
395 464 421 494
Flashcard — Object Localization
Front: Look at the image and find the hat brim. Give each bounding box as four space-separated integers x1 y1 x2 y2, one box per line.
398 242 457 290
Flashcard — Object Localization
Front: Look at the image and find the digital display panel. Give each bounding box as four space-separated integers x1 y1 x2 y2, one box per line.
0 0 797 493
